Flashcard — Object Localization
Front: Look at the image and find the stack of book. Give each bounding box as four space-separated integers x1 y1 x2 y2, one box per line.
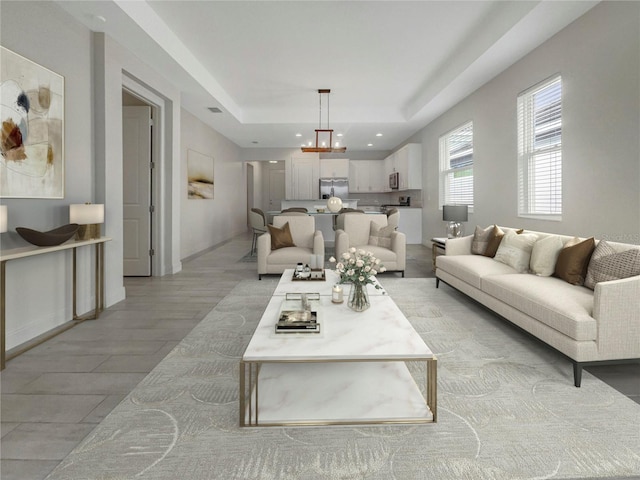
275 309 320 334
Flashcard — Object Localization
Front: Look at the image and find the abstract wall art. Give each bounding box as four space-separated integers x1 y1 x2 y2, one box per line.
1 46 64 198
187 149 214 199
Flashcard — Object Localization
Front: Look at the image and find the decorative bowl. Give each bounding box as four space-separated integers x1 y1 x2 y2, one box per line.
16 224 79 247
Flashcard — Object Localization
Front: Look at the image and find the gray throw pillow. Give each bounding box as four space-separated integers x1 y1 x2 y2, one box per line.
584 241 640 289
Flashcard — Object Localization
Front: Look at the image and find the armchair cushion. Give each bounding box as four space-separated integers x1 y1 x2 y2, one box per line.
267 222 295 250
369 222 395 248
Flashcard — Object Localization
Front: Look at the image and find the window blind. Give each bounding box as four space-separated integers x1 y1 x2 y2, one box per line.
518 76 562 217
439 121 474 208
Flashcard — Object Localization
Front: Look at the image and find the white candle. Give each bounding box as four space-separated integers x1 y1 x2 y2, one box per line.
332 284 343 303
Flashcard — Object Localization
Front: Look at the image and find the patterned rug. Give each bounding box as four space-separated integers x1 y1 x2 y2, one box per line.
45 279 640 479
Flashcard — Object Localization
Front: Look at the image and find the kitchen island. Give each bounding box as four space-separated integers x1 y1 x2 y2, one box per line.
280 199 360 211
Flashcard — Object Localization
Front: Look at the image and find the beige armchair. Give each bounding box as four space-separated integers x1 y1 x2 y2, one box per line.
257 215 324 279
335 213 406 277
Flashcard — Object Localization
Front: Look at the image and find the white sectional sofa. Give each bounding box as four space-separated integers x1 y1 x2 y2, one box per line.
435 228 640 387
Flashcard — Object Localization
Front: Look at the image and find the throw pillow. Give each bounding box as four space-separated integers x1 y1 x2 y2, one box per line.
530 235 564 276
483 225 505 258
493 230 538 273
584 241 640 289
554 237 596 285
369 222 394 248
267 222 295 250
471 225 493 255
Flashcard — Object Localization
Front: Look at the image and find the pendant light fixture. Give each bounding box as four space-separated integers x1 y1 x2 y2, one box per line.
301 89 347 153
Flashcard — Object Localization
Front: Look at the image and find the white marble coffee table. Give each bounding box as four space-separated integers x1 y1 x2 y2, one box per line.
240 288 437 427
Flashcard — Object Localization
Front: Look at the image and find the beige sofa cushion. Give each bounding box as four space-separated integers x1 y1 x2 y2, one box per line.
436 255 518 290
482 274 597 341
494 230 538 273
530 235 564 276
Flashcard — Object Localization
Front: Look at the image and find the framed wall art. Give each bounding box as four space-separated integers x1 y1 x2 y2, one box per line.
187 149 214 199
1 46 65 198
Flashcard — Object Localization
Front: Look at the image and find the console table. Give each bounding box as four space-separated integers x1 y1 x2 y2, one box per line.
0 237 111 370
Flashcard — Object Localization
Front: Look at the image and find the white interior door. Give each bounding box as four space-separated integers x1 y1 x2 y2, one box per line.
268 169 285 213
123 106 152 276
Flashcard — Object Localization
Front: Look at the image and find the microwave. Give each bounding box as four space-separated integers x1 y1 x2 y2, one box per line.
389 172 399 190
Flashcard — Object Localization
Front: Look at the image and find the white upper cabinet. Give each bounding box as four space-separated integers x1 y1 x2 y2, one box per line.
349 160 385 193
319 158 349 178
286 153 319 199
387 143 422 191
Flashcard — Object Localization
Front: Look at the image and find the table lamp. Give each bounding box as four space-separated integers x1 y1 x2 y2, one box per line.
70 203 104 240
0 205 7 233
443 204 468 238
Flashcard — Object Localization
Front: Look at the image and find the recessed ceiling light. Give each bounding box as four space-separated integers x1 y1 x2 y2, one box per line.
337 133 343 137
367 143 373 147
295 133 302 137
376 133 383 137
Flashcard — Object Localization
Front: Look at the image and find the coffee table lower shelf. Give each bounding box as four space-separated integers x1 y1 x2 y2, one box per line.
240 359 437 427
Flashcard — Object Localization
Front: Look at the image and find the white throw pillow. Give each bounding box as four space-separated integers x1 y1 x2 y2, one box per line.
494 230 538 273
529 235 564 276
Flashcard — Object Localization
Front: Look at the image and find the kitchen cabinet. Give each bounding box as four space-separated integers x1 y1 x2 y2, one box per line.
320 158 349 178
286 153 319 199
349 160 385 193
388 143 422 191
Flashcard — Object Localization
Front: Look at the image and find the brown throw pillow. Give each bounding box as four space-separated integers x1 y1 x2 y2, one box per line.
471 225 493 255
483 225 505 258
554 237 596 285
268 222 295 250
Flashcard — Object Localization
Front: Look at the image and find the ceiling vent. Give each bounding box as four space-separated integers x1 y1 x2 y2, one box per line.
207 107 222 113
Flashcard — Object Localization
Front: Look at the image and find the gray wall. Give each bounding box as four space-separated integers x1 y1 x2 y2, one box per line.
0 1 247 351
414 2 640 244
1 1 99 348
180 109 246 258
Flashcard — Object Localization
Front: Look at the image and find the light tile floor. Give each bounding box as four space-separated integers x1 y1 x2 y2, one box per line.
1 233 638 480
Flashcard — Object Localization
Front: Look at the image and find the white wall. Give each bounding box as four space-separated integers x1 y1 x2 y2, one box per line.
180 109 246 258
414 2 640 244
0 1 99 349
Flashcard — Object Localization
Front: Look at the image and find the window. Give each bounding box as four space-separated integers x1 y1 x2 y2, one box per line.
439 121 473 209
517 76 562 219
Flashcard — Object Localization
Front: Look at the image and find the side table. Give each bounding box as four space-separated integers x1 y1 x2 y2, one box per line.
431 237 447 272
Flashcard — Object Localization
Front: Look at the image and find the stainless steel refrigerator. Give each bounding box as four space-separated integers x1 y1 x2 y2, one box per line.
319 178 349 199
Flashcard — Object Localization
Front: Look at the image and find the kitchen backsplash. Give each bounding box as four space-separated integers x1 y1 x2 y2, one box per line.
355 190 422 207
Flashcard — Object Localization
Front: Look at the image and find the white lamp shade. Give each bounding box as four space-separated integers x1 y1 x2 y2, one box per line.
0 205 7 233
326 197 343 213
70 204 104 225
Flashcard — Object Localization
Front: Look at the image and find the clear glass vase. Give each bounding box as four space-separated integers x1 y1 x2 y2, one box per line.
348 283 370 312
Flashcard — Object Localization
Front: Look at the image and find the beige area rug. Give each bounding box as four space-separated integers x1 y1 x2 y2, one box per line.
46 279 640 479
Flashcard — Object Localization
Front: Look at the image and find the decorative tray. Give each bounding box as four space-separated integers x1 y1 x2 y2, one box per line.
292 269 326 281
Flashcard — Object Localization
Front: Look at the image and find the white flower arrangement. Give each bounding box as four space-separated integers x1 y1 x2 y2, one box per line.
329 247 386 288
